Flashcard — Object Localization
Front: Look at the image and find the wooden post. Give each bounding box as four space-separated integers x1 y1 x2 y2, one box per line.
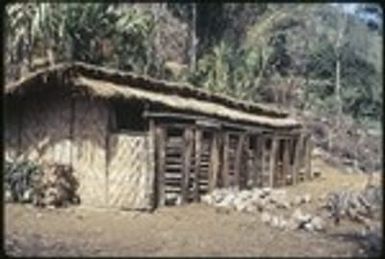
305 134 312 180
269 136 278 188
246 136 254 188
181 127 193 204
148 119 157 210
259 135 266 187
292 134 303 185
234 133 245 189
155 126 166 207
105 102 110 206
209 132 219 192
282 139 290 186
193 128 202 201
253 135 261 188
222 132 230 188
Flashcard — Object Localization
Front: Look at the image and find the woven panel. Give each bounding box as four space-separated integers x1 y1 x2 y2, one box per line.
20 95 71 164
72 98 108 207
107 134 152 209
42 96 71 164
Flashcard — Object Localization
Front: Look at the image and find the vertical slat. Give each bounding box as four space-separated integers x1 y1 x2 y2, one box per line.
146 119 156 210
156 126 166 206
193 128 202 201
292 134 303 185
283 139 290 186
259 135 267 187
269 136 278 188
209 131 219 192
234 133 245 189
253 135 260 188
149 119 157 210
181 127 193 204
305 134 312 180
246 136 254 188
222 132 230 188
234 134 244 187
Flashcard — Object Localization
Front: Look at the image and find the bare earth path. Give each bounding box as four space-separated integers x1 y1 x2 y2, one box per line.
5 203 363 257
5 159 377 257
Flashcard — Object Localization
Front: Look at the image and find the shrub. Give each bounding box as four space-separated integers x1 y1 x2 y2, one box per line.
4 159 42 203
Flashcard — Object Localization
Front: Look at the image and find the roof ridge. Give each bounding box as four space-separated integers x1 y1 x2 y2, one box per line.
5 62 290 119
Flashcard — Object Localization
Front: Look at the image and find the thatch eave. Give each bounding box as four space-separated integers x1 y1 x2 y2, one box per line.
4 62 302 129
72 76 301 129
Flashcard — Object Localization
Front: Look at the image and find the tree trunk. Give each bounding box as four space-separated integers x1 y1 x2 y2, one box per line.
335 57 342 124
331 12 347 151
189 3 197 73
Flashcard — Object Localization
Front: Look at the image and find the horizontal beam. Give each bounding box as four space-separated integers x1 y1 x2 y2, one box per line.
143 111 293 133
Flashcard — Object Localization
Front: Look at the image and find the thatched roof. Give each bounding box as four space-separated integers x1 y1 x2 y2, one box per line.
5 62 302 129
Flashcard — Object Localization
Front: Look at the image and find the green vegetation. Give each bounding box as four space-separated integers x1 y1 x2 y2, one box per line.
4 3 382 171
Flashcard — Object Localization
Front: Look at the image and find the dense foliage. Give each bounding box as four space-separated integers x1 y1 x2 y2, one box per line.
4 3 382 171
4 160 41 202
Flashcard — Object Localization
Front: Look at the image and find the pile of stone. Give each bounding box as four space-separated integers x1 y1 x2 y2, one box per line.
201 187 314 213
201 188 323 232
201 187 294 213
260 209 324 232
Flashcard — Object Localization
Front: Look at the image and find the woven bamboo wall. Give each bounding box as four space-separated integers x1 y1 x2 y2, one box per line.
20 93 71 164
72 98 108 207
107 133 153 209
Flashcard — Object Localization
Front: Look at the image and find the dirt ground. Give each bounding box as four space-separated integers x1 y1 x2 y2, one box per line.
4 158 381 257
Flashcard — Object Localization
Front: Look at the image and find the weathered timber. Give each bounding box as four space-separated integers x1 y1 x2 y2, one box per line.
246 138 254 188
193 128 202 201
253 135 261 187
181 127 194 204
155 126 166 206
292 134 303 185
269 136 278 188
234 133 245 188
208 132 218 192
222 132 230 187
259 135 266 187
304 134 312 180
283 138 291 186
144 111 300 134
